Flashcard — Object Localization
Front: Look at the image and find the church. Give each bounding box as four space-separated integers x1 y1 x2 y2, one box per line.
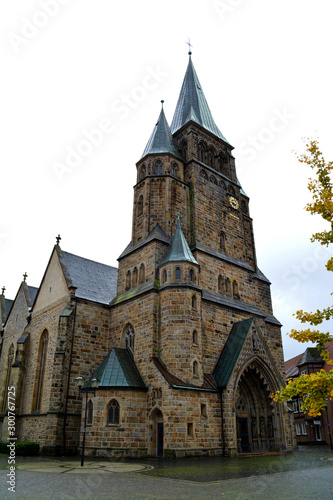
0 53 295 457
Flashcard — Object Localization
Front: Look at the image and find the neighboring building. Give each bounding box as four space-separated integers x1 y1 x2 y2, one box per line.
0 53 295 457
285 345 333 447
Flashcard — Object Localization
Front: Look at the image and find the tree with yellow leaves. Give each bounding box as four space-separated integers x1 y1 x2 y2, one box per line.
273 138 333 416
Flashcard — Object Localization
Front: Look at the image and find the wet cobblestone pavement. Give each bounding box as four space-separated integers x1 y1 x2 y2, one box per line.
1 446 332 499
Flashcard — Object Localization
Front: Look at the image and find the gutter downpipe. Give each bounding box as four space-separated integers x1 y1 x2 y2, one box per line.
62 294 77 456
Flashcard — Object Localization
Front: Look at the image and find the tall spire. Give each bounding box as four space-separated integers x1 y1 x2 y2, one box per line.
141 102 181 160
159 217 198 266
171 56 229 143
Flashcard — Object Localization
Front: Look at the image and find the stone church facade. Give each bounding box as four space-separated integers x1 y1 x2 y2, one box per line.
0 55 295 457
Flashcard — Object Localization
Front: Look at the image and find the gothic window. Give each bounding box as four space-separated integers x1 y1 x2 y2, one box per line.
218 275 224 293
217 153 228 174
171 163 178 178
233 280 240 299
175 267 181 280
207 148 215 168
33 330 48 412
107 399 120 425
193 360 199 376
198 142 206 163
133 267 138 286
219 231 226 252
87 400 93 425
137 195 143 216
154 160 163 175
125 324 135 351
226 278 231 294
125 270 131 290
1 344 14 412
162 269 167 284
192 295 197 309
141 165 146 180
139 263 145 284
180 141 187 162
192 330 198 344
189 269 195 283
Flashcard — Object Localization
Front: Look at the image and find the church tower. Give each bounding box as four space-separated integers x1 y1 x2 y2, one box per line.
105 52 294 457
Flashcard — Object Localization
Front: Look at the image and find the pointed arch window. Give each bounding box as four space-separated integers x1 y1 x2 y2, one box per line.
175 267 181 280
140 164 146 180
162 269 167 284
207 148 214 168
87 400 93 425
233 280 240 299
193 360 199 376
137 195 143 216
192 330 198 345
125 324 135 351
33 330 48 412
154 160 163 175
171 163 178 178
1 344 14 413
226 278 231 294
218 275 224 293
219 231 226 252
125 270 131 290
107 399 120 425
198 142 206 163
133 267 138 287
192 295 197 309
139 263 145 284
189 269 195 283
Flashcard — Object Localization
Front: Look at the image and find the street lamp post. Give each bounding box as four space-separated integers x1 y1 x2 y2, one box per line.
76 376 99 466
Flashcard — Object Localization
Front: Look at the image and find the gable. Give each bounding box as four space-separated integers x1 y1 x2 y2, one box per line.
33 249 69 312
213 318 284 390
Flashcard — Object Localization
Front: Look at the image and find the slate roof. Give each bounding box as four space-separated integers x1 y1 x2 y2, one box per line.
26 285 38 310
171 55 229 143
118 224 170 260
297 347 325 366
141 106 181 160
152 357 217 392
202 290 281 326
85 348 147 390
58 250 118 305
213 318 253 388
159 217 198 266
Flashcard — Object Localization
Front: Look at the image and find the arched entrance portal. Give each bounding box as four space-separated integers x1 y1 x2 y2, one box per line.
149 407 163 457
235 363 277 454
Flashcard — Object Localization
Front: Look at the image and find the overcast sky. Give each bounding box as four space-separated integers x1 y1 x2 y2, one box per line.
1 0 332 360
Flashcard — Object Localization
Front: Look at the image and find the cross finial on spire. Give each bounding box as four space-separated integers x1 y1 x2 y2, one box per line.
186 38 193 56
1 286 5 295
23 272 28 282
56 234 61 246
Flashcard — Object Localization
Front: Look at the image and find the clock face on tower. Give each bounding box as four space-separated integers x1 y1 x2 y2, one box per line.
228 196 239 209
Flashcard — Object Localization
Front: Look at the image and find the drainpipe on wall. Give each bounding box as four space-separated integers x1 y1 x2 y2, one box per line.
62 293 77 456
